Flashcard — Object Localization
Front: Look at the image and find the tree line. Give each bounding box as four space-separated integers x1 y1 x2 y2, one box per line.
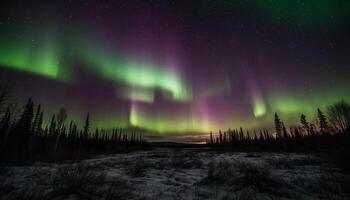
208 100 350 151
0 83 146 165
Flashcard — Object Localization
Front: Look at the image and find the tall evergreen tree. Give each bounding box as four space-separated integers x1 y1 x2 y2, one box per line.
16 98 34 134
56 108 67 134
13 98 34 156
83 113 90 137
209 132 213 144
309 123 316 136
239 127 244 140
274 113 282 138
49 114 56 135
38 112 43 133
317 108 328 132
68 121 73 136
300 114 310 134
32 104 41 134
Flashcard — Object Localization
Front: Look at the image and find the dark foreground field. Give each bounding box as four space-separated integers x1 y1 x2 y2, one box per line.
1 148 350 200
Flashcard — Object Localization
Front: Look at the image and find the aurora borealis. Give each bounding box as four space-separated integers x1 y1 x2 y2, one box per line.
0 0 350 140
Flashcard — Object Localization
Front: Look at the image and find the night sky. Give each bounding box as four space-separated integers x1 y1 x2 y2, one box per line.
0 0 349 141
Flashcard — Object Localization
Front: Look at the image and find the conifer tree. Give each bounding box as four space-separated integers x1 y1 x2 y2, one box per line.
239 127 244 140
68 121 73 136
209 132 213 144
32 104 41 134
274 113 282 138
16 98 34 133
56 108 67 134
83 113 90 137
49 114 56 135
37 112 43 135
300 114 310 134
317 108 328 132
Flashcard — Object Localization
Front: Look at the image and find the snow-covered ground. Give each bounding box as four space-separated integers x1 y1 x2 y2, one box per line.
1 148 349 200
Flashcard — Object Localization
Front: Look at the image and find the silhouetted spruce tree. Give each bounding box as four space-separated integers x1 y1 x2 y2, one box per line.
37 112 43 135
230 131 234 145
56 108 67 134
309 123 316 136
83 113 90 137
68 121 73 135
49 114 56 135
118 131 122 143
317 108 328 133
239 127 244 140
32 104 41 134
281 122 288 150
54 108 67 151
274 113 282 139
300 114 310 134
95 128 99 140
209 132 213 145
13 98 34 157
16 98 34 133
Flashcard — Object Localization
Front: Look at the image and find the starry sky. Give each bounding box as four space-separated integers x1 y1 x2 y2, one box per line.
0 0 349 141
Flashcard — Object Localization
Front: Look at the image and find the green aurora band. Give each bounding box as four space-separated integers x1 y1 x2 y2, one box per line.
0 33 63 80
0 32 190 101
0 35 349 133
